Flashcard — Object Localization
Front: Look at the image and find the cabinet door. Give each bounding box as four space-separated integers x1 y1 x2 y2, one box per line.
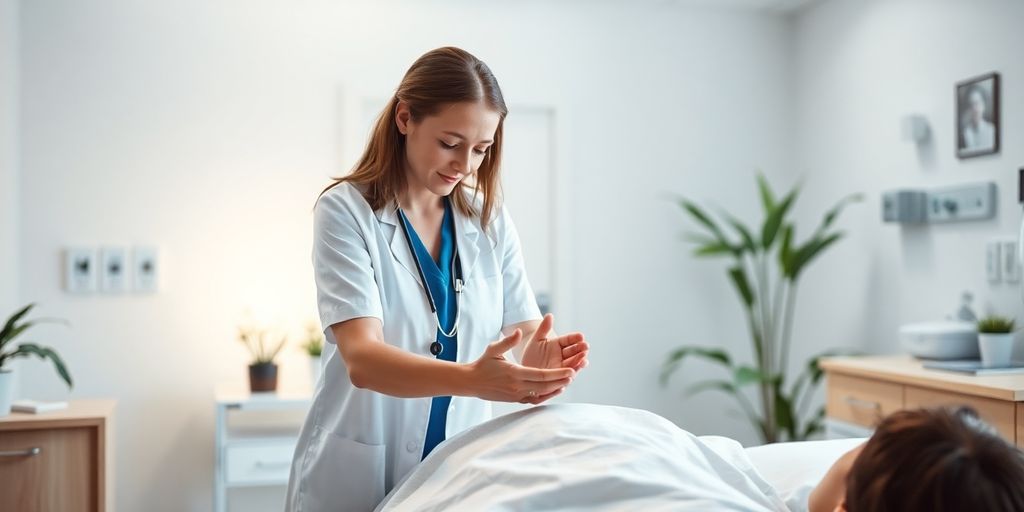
0 426 97 512
905 386 1016 441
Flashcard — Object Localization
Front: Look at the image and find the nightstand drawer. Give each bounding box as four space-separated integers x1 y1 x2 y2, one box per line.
905 386 1016 441
826 373 903 428
226 442 297 485
0 426 97 512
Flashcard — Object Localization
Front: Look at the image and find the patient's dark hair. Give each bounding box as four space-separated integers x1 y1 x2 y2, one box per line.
845 407 1024 512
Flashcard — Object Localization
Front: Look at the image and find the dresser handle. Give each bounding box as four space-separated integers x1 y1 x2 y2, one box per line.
0 447 41 457
843 396 881 411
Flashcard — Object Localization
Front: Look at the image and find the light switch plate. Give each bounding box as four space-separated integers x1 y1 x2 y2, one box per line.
987 240 1002 283
133 246 159 293
100 247 127 292
64 247 96 293
1002 240 1020 283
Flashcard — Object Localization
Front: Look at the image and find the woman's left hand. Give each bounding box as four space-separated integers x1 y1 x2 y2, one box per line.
520 314 589 372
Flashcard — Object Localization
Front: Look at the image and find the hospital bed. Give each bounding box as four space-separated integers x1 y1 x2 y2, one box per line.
373 403 866 511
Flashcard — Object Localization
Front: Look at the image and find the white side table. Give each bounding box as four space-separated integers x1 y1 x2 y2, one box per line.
214 384 312 512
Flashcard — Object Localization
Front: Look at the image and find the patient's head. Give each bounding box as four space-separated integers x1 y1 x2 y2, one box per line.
844 407 1024 511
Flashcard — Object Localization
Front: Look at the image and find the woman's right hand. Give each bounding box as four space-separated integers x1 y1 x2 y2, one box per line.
468 329 575 405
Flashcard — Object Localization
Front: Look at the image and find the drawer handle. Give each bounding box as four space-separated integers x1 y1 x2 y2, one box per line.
0 447 42 457
253 460 291 470
843 396 881 411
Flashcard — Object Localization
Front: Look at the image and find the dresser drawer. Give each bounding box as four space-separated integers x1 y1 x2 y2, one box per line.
226 441 297 485
826 373 904 428
0 426 98 512
904 386 1016 441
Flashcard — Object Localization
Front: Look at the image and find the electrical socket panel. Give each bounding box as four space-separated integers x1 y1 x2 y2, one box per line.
987 240 1002 283
927 182 997 223
1002 240 1021 283
100 247 127 292
64 247 97 293
133 246 160 293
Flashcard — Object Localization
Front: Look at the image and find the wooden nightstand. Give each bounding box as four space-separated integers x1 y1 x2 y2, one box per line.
0 399 116 512
821 356 1024 446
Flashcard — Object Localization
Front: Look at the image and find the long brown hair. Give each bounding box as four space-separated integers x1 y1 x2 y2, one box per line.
845 407 1024 511
320 47 507 229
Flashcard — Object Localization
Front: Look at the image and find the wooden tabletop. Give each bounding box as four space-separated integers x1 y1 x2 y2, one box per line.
821 355 1024 401
0 399 116 431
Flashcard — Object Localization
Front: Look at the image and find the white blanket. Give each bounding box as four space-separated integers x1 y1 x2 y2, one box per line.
375 403 791 511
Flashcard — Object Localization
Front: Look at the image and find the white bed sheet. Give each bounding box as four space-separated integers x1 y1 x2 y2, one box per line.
376 403 861 511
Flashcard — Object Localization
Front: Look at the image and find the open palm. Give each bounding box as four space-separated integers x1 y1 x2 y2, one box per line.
520 314 589 372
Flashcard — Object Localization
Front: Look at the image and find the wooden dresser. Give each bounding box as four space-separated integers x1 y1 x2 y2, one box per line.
0 399 116 512
821 356 1024 446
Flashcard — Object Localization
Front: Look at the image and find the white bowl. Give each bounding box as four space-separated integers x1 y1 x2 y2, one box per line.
900 321 979 360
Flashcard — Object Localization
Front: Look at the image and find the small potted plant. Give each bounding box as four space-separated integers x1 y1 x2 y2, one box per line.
238 326 286 392
300 322 324 385
0 304 73 415
977 315 1016 367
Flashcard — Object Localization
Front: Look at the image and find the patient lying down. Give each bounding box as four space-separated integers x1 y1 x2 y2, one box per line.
374 404 1024 511
808 406 1024 512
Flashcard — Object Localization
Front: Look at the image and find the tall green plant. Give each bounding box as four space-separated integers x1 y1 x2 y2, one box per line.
0 303 73 388
661 173 861 443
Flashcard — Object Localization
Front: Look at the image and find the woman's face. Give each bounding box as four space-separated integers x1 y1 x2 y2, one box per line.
396 100 500 199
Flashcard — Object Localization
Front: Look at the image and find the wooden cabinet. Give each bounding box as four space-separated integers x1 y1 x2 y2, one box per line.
0 400 115 512
822 356 1024 444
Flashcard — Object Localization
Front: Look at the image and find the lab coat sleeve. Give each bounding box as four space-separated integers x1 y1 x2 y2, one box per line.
498 205 542 328
312 191 384 337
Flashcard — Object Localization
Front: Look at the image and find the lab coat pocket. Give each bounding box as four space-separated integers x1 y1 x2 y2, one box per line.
299 426 386 512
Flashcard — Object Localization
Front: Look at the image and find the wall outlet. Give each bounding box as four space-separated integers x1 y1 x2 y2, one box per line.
1002 240 1021 283
100 247 127 292
64 247 96 293
987 240 1002 283
133 246 160 293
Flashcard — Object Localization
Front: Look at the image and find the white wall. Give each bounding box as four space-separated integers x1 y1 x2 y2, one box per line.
16 1 793 510
790 0 1024 370
0 0 16 313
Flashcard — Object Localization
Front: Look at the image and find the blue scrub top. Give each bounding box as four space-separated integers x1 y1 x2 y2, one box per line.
398 199 458 460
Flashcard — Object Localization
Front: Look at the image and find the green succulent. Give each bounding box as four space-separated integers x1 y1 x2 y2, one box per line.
978 315 1015 334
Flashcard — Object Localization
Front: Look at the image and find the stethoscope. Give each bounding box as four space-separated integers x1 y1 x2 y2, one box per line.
396 206 464 357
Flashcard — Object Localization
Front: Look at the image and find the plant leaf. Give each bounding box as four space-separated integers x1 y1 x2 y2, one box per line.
721 212 758 253
728 266 756 308
0 303 35 346
779 224 795 278
817 193 864 236
660 346 733 386
734 365 769 387
685 379 737 397
761 186 799 250
790 232 844 280
774 380 797 440
800 407 826 440
756 173 775 214
695 242 735 257
677 199 737 257
11 343 73 389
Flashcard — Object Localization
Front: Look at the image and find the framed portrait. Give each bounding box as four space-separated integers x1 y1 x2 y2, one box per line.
956 72 1000 159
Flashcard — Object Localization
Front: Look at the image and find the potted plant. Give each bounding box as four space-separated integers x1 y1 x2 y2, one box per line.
238 326 286 393
977 315 1015 367
300 322 324 385
662 173 862 443
0 304 73 416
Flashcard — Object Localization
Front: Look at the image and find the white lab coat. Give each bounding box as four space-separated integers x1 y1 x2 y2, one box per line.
285 182 542 512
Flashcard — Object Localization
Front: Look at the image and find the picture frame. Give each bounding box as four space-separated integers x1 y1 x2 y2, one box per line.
956 72 1000 159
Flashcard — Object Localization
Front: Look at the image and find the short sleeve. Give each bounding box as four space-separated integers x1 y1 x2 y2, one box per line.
312 190 384 338
497 205 542 328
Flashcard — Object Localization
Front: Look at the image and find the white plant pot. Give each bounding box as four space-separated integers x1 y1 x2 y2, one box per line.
309 355 323 386
979 333 1015 367
0 369 15 416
